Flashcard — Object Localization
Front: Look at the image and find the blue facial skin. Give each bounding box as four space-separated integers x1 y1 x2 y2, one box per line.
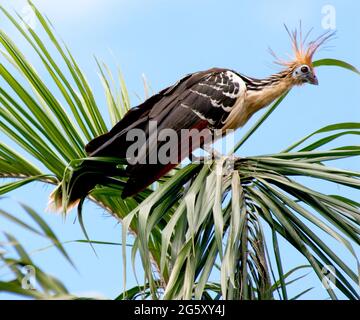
293 64 319 85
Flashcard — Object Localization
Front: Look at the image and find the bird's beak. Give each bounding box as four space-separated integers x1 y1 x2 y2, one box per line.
308 73 319 85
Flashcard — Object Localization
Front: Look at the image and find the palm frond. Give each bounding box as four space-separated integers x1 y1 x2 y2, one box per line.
0 3 147 222
120 117 360 299
0 202 74 299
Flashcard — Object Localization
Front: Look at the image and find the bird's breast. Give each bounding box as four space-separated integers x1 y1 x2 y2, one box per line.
222 79 292 131
221 94 249 131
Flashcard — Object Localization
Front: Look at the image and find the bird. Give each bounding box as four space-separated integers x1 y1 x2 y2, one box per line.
49 26 335 212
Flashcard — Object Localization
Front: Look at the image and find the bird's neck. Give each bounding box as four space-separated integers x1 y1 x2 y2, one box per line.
222 70 294 130
244 71 294 113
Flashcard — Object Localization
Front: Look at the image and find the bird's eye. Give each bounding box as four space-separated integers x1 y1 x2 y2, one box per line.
301 66 309 73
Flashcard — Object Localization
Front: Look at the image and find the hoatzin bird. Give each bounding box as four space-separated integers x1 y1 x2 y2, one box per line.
50 27 335 212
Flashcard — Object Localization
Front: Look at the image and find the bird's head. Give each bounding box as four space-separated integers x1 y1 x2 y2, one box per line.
270 25 336 87
291 63 318 86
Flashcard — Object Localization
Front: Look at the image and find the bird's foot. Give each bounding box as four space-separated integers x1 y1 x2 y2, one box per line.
213 154 239 176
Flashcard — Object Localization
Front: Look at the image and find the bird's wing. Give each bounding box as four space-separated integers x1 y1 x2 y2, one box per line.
86 68 246 156
84 68 247 197
122 68 247 197
85 70 209 157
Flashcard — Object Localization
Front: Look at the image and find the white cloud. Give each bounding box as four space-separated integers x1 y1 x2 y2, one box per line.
2 0 119 21
33 0 105 16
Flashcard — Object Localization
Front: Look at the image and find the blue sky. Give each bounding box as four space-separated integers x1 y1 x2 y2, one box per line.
0 0 359 299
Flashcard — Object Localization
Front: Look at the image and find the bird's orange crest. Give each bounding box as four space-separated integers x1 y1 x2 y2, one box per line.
270 24 336 68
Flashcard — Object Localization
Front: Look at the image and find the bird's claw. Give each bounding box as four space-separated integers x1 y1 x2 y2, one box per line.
213 154 238 176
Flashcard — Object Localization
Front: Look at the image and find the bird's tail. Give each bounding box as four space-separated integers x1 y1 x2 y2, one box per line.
48 171 97 213
48 158 125 213
48 182 82 213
